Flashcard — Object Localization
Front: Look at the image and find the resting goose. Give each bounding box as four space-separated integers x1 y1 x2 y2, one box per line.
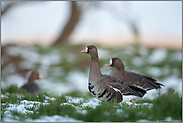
20 70 44 94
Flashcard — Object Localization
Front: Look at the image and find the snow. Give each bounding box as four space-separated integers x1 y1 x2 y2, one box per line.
1 74 26 88
26 115 82 122
66 96 84 104
81 98 100 108
66 72 88 92
44 96 56 101
170 51 182 62
1 93 83 122
146 66 162 78
3 115 83 122
116 109 123 113
148 48 167 64
40 53 61 65
164 116 173 121
132 56 144 67
137 119 151 122
161 75 182 95
2 92 180 122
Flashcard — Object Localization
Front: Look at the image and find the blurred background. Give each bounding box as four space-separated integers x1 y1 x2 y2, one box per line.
1 1 182 100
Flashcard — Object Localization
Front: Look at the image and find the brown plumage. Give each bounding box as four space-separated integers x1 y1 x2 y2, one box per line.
20 70 45 94
81 45 146 103
105 57 164 91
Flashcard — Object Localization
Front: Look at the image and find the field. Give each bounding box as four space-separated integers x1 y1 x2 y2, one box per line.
1 43 182 122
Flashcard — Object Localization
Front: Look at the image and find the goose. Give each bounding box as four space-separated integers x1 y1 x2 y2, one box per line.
81 45 146 103
21 70 44 94
105 57 164 91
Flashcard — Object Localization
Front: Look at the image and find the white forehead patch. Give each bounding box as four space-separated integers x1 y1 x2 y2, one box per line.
86 47 88 52
109 59 112 65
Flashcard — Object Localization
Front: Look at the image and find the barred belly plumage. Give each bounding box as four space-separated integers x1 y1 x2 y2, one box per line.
88 82 122 102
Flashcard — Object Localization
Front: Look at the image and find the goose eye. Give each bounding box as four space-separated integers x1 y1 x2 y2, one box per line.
89 47 92 49
109 59 112 65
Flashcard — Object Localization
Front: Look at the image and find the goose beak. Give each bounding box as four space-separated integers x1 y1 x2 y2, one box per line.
81 47 88 53
39 75 45 80
104 63 111 66
81 49 87 53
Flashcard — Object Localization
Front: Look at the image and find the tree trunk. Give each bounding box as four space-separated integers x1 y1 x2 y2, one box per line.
52 1 81 46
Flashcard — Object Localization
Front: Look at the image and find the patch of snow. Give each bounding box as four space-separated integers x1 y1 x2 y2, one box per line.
132 56 143 67
37 79 74 95
76 109 88 115
122 101 153 109
148 48 167 64
146 67 162 77
164 116 172 121
2 114 21 122
25 115 83 122
137 119 151 122
143 89 159 100
1 74 26 88
5 46 23 56
20 61 34 69
141 103 153 109
1 94 8 98
40 53 61 65
66 72 88 92
2 96 60 122
66 96 84 104
81 98 100 108
9 47 41 63
170 51 182 62
44 96 56 101
1 63 16 76
138 47 149 56
116 109 123 113
161 75 182 95
60 103 82 110
5 103 33 114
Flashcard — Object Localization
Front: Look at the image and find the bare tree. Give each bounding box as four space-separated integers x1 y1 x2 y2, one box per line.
1 2 16 16
52 1 81 46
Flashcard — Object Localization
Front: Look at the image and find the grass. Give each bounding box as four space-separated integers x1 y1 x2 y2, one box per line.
63 90 93 99
1 85 182 122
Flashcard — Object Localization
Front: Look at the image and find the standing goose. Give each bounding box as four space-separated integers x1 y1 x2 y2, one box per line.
21 70 45 94
81 45 146 103
105 57 164 91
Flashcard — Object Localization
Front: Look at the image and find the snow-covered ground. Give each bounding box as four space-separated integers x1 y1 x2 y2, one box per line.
1 93 151 122
2 93 178 122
